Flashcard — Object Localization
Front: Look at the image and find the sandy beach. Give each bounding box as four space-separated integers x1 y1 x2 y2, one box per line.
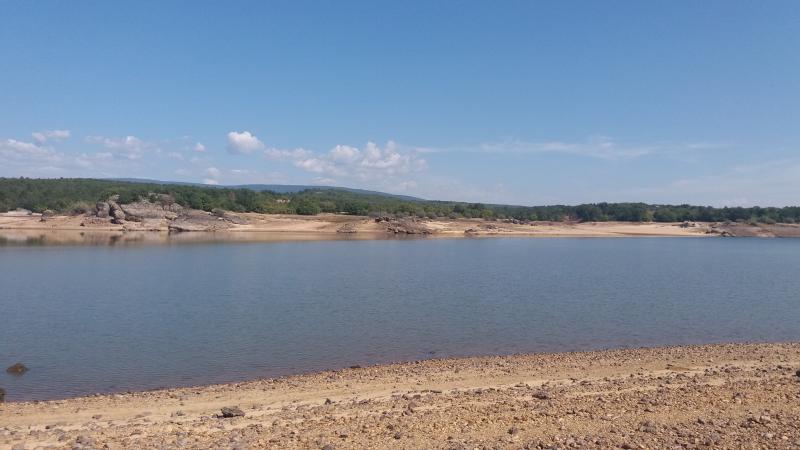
0 212 720 245
2 343 799 449
4 212 800 247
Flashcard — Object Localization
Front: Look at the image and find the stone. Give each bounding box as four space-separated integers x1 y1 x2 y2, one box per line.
96 202 110 218
6 363 28 376
109 201 126 223
40 209 55 222
533 390 551 400
76 434 94 445
220 406 245 418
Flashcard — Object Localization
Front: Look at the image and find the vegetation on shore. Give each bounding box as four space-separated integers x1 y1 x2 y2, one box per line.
2 177 800 223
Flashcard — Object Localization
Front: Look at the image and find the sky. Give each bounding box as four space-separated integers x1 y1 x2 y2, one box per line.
1 1 799 206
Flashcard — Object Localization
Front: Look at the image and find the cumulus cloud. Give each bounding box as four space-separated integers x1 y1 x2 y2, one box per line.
0 139 62 163
264 140 427 180
227 131 264 154
194 142 206 152
199 166 223 186
205 166 221 178
86 135 155 160
32 129 71 143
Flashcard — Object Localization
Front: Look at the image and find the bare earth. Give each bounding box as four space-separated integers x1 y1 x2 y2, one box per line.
0 213 729 246
2 343 800 449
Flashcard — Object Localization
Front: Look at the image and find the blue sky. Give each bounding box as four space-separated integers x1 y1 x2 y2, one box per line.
1 1 798 206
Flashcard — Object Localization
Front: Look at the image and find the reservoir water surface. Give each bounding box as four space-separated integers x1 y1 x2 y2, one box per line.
1 236 799 401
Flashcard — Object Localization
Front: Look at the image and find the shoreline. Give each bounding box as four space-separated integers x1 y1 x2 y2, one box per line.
3 212 800 244
0 213 735 247
3 342 799 448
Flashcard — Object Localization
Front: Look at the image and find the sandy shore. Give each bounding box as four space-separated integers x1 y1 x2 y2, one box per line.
2 343 799 449
0 213 718 246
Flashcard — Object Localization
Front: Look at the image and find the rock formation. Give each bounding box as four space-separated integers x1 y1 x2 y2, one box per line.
81 194 248 232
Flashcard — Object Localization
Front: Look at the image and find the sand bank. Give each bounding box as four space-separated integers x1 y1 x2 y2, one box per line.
0 213 722 246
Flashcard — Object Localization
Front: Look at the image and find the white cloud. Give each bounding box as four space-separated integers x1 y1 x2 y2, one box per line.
227 131 264 154
205 166 221 178
264 140 427 180
477 136 655 159
0 139 61 163
86 135 155 160
328 145 360 162
203 179 219 185
194 142 206 152
311 177 337 185
418 136 724 161
32 129 71 144
263 147 313 160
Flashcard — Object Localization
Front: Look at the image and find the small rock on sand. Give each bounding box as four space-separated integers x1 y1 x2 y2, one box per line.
533 390 551 400
220 406 245 418
6 363 28 376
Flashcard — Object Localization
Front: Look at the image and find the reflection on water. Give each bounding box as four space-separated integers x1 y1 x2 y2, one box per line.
0 229 408 246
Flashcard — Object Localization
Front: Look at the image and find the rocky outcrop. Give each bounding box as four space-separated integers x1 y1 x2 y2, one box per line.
120 200 183 221
168 210 233 232
107 199 127 224
96 202 110 218
85 194 244 231
337 223 358 233
385 218 432 235
39 210 55 222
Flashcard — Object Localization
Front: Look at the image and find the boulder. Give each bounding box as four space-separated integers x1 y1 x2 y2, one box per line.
109 201 126 222
337 223 357 233
121 200 183 221
220 406 245 418
385 218 432 235
6 362 28 376
40 210 55 222
222 212 248 225
533 390 551 400
95 202 110 218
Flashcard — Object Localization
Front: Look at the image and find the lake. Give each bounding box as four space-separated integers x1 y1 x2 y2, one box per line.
1 236 799 401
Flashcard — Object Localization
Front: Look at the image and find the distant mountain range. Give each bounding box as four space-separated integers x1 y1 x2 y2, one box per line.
109 178 425 202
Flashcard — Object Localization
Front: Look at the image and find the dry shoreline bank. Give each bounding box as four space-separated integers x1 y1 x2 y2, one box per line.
2 343 799 449
5 212 798 245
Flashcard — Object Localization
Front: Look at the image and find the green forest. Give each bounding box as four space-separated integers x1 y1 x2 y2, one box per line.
2 177 799 223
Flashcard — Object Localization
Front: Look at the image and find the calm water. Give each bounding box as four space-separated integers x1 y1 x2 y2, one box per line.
1 237 799 401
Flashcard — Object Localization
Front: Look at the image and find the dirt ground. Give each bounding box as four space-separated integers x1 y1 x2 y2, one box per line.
2 343 799 449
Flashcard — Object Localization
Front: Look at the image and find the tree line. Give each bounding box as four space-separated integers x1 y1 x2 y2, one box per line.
1 177 799 223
